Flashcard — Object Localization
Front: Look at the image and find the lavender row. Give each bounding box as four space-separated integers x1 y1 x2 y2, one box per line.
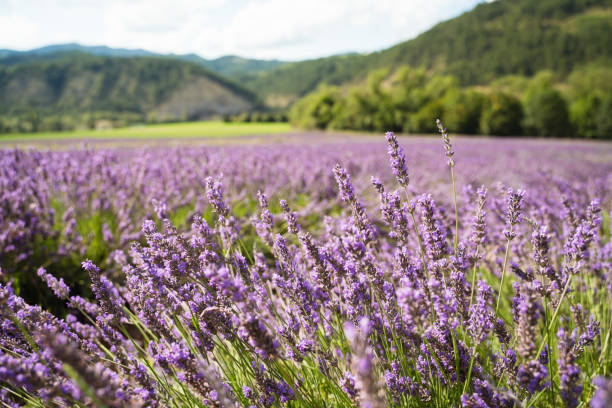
1 132 611 407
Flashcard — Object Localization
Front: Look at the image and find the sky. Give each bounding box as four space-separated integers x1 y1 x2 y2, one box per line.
0 0 491 61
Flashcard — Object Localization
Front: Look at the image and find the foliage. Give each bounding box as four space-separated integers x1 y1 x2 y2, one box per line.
222 111 289 124
2 0 612 138
523 87 572 137
289 86 345 129
480 92 524 136
242 0 612 103
570 92 612 139
594 94 612 138
288 61 612 139
0 53 259 132
442 90 486 135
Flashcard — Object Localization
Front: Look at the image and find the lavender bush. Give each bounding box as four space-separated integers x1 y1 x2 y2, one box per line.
0 125 611 407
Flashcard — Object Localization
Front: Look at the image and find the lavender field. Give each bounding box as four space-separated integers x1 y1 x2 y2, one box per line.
1 129 612 408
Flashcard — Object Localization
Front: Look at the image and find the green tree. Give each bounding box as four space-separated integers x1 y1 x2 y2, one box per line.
480 92 524 136
25 109 41 132
570 93 602 139
566 64 612 101
407 99 445 134
594 94 612 139
523 87 571 137
289 86 344 129
443 90 486 134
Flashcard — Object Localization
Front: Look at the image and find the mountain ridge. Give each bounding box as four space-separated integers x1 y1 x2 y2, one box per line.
0 43 287 78
239 0 612 107
2 0 612 134
0 53 260 131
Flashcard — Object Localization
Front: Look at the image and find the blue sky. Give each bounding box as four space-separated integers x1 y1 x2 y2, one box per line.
0 0 491 60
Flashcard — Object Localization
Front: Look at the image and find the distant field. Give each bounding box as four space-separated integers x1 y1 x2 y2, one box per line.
0 121 293 142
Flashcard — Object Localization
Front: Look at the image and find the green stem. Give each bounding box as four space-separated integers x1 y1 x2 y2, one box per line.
404 188 428 278
450 165 459 254
535 275 573 358
598 308 612 371
544 302 555 405
462 348 477 395
495 237 512 314
468 248 480 309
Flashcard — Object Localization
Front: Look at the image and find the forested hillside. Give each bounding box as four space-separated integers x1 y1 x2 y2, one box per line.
0 54 258 132
0 44 287 77
242 0 612 107
1 0 611 137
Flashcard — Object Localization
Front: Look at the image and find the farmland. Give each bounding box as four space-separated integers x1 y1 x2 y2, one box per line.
2 0 612 405
1 129 611 407
0 121 292 143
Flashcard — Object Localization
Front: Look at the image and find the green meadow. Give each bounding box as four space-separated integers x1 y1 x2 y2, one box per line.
0 121 293 142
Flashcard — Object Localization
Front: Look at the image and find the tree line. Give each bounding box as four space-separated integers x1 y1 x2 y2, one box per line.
289 64 612 139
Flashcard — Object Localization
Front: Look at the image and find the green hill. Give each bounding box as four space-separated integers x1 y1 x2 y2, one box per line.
196 55 286 77
0 44 287 78
241 0 612 107
0 53 259 132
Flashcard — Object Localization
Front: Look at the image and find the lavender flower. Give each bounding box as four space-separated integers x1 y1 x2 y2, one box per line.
517 360 549 395
344 318 385 408
384 131 409 187
205 176 230 217
467 281 494 343
503 188 525 240
461 379 517 408
513 282 542 359
254 190 274 245
280 199 300 234
82 260 124 322
531 226 553 276
241 314 278 359
39 331 133 407
468 185 487 254
417 194 449 260
384 361 416 403
436 118 455 167
333 163 357 203
591 377 612 408
37 267 70 299
557 327 582 408
333 164 376 243
565 199 602 262
0 132 610 408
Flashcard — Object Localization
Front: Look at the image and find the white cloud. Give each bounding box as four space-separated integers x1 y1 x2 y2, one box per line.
0 0 486 59
0 14 41 47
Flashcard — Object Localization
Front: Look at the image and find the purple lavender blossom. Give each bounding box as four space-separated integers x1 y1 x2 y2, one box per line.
254 190 274 245
37 267 70 299
591 377 612 408
205 176 230 217
280 199 300 234
344 318 385 408
503 188 525 240
384 131 410 187
468 185 487 255
557 327 583 408
467 280 494 343
82 260 124 322
436 119 455 167
417 194 449 260
0 134 610 408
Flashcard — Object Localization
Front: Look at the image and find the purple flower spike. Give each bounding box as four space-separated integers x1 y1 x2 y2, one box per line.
384 131 409 187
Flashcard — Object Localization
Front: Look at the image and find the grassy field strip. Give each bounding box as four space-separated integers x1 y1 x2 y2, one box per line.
0 121 293 142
